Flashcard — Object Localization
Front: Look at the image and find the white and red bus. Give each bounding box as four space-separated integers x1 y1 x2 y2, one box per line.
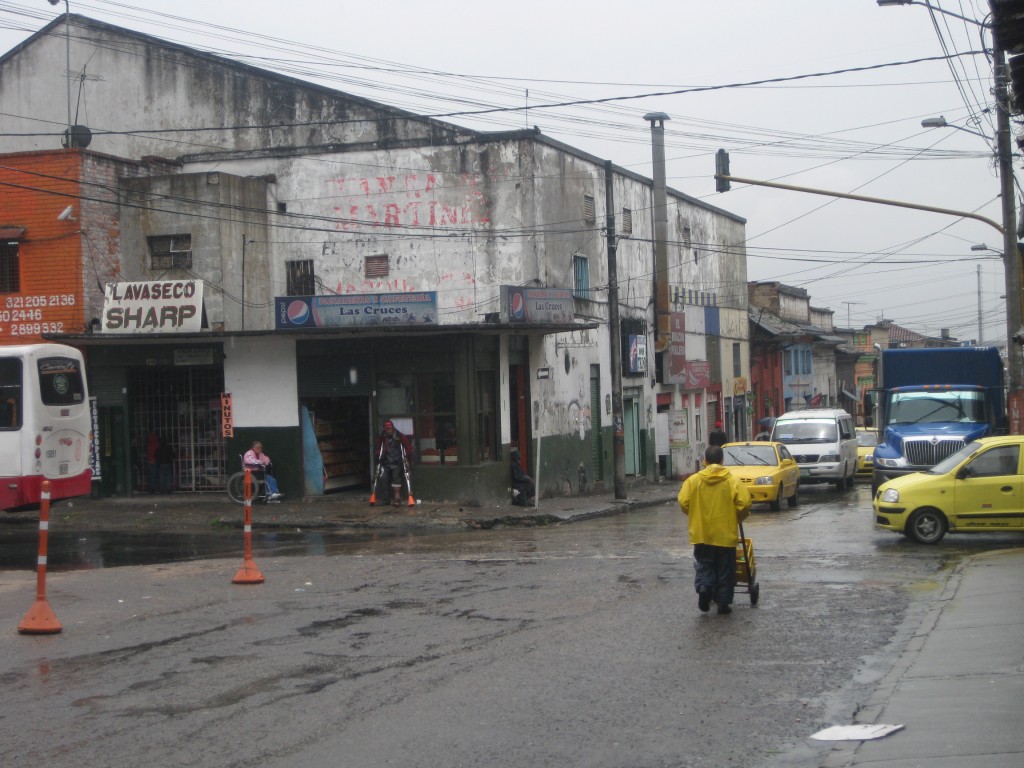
0 343 91 509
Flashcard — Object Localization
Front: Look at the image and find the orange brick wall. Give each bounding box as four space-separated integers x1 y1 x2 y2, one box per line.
0 152 85 344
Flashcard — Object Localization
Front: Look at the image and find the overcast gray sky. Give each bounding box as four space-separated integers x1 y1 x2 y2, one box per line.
0 0 1010 342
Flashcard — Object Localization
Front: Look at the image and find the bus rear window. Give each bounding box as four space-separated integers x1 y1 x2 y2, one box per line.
0 358 21 429
37 357 85 406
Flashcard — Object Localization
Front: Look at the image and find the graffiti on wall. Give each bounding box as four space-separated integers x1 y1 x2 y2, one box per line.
327 174 491 231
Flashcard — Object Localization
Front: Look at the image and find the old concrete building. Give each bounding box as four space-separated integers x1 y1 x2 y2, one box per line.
0 15 749 501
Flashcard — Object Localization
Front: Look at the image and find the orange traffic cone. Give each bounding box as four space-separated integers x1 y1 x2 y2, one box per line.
19 482 62 635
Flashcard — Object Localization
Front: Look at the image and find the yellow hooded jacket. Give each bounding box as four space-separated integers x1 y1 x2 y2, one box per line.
677 463 752 547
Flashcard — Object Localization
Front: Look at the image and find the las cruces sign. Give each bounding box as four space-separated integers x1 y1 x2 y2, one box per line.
102 280 204 333
275 292 438 329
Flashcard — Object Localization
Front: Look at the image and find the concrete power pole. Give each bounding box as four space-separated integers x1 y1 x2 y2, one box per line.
994 46 1023 394
605 160 626 500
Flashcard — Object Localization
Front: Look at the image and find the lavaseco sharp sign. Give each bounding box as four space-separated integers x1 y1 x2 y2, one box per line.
101 280 204 333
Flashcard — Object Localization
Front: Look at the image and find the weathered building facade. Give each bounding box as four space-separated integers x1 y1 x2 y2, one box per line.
0 15 749 502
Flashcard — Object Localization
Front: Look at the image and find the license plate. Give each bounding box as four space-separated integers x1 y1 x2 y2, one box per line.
800 468 811 478
59 462 69 476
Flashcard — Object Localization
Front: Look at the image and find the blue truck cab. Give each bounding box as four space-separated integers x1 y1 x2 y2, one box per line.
870 347 1005 495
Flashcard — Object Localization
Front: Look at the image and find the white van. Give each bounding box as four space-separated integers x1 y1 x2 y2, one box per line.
769 409 858 489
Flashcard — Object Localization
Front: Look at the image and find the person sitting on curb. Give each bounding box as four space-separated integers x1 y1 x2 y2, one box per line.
510 448 535 506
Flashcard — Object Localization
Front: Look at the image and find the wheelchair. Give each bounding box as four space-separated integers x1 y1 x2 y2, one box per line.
226 456 272 504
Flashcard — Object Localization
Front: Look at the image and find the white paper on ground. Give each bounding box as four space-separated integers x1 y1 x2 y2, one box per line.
809 724 905 741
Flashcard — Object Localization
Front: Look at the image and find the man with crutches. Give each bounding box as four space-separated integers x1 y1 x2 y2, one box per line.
370 419 415 506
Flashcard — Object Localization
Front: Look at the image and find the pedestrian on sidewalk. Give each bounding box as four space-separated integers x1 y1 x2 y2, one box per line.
374 419 413 506
677 444 751 615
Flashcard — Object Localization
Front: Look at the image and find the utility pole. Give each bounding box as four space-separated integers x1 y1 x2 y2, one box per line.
978 264 984 345
605 160 626 500
994 45 1022 392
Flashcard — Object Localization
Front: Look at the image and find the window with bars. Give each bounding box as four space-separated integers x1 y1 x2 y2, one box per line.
365 254 389 279
572 253 590 299
621 208 632 235
0 240 19 293
286 259 316 296
147 234 192 270
583 194 596 225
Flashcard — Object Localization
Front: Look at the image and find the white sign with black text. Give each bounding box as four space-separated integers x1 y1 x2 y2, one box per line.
101 280 204 333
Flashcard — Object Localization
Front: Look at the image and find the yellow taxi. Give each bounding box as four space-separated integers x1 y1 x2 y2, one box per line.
721 441 800 511
873 435 1024 544
856 428 878 478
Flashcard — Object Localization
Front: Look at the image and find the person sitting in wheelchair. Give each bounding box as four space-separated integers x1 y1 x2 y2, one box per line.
243 440 283 500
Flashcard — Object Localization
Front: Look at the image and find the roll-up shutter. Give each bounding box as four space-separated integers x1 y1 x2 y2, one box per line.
88 366 127 406
297 354 372 398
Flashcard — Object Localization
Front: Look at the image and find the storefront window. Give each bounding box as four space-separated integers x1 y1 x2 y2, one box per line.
416 375 456 465
477 370 497 461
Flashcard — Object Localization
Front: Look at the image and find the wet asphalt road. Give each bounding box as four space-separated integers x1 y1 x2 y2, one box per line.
2 483 1020 768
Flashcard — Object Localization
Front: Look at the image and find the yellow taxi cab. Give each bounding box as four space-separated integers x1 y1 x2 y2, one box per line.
721 441 800 511
873 435 1024 544
855 428 878 478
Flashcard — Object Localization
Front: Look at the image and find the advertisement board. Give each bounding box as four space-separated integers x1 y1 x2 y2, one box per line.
101 281 204 333
276 293 438 329
501 286 574 325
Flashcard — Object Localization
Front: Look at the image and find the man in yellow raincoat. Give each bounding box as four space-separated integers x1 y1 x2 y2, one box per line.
678 445 752 615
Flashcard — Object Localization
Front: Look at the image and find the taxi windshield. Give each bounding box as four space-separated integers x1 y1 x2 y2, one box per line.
928 441 981 474
722 445 776 466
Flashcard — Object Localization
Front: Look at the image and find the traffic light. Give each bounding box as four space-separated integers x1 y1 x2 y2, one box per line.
715 149 730 192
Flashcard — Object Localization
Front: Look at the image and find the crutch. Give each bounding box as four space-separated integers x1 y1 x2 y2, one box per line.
400 441 416 506
368 441 386 506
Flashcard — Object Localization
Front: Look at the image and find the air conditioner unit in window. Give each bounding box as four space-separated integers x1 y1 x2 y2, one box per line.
171 253 190 268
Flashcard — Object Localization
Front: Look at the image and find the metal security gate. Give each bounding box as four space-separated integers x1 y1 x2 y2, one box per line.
130 365 226 493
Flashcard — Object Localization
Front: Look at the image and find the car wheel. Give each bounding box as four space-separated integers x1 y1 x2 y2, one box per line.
787 484 799 508
907 508 947 544
845 467 854 488
834 478 844 491
769 486 782 512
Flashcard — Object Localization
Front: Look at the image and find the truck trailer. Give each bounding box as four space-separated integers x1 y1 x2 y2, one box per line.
870 346 1005 495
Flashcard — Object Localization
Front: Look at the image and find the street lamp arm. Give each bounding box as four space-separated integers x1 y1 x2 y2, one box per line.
714 173 1004 234
921 116 990 140
876 0 990 28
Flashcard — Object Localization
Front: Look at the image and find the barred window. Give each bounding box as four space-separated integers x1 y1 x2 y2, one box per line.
148 234 192 270
573 254 590 300
286 259 315 296
583 194 596 225
621 207 632 235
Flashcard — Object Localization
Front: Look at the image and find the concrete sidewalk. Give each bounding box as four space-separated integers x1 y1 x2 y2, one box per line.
824 547 1024 768
6 481 682 534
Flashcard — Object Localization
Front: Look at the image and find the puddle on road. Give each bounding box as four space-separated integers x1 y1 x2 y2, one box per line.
0 509 686 571
0 528 449 572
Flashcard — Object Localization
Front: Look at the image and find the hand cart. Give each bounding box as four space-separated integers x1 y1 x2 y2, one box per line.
735 520 760 605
